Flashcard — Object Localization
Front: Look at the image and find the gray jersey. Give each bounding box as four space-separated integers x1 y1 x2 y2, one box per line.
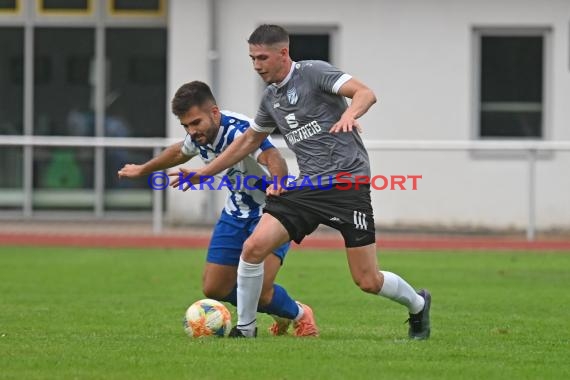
251 60 371 183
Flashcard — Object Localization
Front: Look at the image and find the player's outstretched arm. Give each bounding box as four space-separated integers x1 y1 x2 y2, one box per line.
168 129 272 192
330 78 377 134
257 147 288 196
200 128 270 177
117 141 191 179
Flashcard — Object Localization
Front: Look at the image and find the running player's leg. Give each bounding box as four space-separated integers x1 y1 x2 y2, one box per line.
232 213 290 337
261 253 294 335
203 212 244 304
246 216 299 319
345 243 424 311
202 263 236 301
261 250 318 336
338 185 431 339
345 243 430 339
205 247 316 337
206 212 301 324
230 189 325 337
202 259 303 328
259 253 299 318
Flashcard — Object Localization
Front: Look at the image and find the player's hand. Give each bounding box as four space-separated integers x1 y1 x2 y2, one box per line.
329 113 363 134
117 164 143 179
266 181 286 197
168 167 201 191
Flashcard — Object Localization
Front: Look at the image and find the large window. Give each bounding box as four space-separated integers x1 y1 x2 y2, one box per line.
32 28 95 209
105 28 166 139
475 29 549 139
104 28 165 201
0 27 24 208
34 28 95 137
0 0 167 213
0 27 23 136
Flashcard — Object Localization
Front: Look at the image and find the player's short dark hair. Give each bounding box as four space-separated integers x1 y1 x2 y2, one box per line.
171 81 217 117
247 24 289 45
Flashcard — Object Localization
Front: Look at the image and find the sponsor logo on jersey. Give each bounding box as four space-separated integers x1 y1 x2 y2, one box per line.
284 120 322 145
285 113 299 129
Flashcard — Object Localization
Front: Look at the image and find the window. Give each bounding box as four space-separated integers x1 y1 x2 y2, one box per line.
289 34 330 62
114 0 159 11
0 0 17 12
0 2 167 212
105 28 167 138
475 29 549 139
34 28 95 136
0 27 23 135
32 146 95 209
40 0 90 13
0 27 24 206
104 28 166 202
32 28 95 209
110 0 164 15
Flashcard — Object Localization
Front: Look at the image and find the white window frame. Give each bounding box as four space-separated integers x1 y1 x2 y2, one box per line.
471 27 552 142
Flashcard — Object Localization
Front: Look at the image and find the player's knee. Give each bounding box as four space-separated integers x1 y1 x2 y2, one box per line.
354 276 381 294
202 285 225 301
242 238 268 263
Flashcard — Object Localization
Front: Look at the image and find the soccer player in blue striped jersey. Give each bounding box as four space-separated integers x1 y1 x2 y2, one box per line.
118 81 318 337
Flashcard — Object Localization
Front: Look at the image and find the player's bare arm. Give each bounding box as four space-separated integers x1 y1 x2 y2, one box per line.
168 128 271 191
330 78 377 134
168 166 203 190
200 127 270 176
257 147 288 196
117 141 190 178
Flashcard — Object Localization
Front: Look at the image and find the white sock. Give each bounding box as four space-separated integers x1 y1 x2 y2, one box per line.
293 302 304 322
236 258 264 336
378 271 425 314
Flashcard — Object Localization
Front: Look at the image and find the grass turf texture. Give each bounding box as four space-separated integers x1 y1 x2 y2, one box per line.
0 246 569 380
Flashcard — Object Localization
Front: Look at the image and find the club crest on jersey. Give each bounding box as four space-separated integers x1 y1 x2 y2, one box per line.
287 87 298 105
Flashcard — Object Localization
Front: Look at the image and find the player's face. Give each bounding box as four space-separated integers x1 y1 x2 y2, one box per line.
179 104 220 146
249 43 289 84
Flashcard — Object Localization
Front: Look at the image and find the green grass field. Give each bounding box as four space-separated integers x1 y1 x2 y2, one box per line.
1 246 569 380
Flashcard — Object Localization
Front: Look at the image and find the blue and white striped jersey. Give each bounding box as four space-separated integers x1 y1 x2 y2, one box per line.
181 111 275 218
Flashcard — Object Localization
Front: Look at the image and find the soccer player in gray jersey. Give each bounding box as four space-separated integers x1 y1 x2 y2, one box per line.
191 25 431 340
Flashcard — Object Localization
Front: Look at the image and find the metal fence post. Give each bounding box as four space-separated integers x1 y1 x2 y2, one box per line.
527 148 537 241
152 146 164 234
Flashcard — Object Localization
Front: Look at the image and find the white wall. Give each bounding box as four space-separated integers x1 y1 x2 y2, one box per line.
168 0 570 230
167 0 213 224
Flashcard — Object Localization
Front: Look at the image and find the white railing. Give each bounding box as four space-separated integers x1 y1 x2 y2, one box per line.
2 135 570 240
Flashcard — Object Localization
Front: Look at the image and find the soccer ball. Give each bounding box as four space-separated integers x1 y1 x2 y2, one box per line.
183 299 232 338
